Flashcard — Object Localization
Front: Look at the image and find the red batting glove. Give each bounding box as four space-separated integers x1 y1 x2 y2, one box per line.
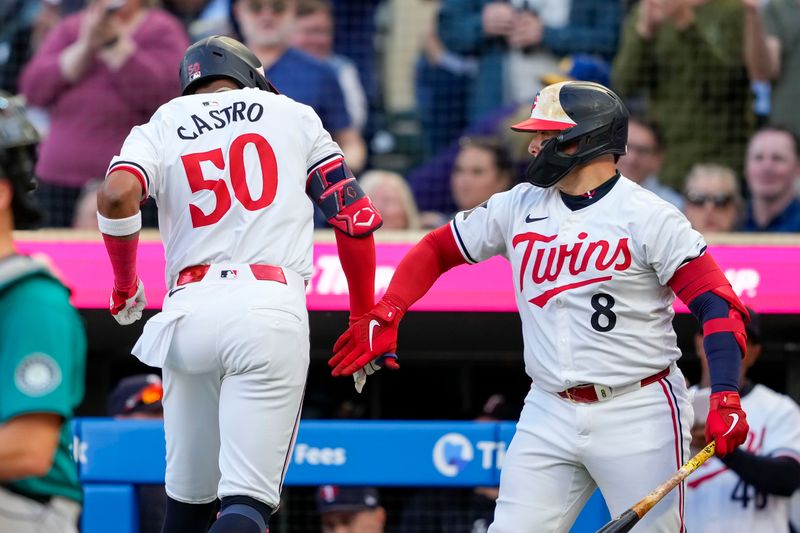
329 299 404 376
705 391 749 457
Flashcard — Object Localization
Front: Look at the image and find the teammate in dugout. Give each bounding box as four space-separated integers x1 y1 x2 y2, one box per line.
330 81 751 532
97 36 387 533
0 92 86 533
685 308 800 533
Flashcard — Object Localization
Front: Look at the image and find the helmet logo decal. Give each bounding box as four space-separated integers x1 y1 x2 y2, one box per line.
529 94 539 117
188 62 202 81
530 83 576 126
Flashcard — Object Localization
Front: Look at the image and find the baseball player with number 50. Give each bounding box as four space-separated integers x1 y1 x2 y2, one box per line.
331 81 751 532
97 36 383 533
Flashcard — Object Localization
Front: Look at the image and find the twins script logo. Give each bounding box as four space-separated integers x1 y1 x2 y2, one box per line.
512 231 632 307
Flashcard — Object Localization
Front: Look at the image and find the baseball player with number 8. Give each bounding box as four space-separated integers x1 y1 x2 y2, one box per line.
331 81 751 532
98 36 384 533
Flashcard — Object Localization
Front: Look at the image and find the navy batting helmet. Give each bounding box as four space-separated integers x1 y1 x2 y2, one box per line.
0 92 43 229
511 81 629 188
179 35 279 96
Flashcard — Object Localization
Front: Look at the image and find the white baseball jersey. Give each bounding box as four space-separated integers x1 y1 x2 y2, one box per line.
111 87 336 509
107 87 342 287
450 175 706 392
685 385 800 533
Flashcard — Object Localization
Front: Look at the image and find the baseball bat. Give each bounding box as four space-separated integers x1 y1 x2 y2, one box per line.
595 442 716 533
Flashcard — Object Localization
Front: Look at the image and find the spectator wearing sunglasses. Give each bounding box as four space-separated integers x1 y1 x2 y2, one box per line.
682 163 743 234
742 126 800 233
107 374 166 533
231 0 366 172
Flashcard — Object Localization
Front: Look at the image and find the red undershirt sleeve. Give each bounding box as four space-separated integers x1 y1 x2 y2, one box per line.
102 234 139 292
334 230 377 319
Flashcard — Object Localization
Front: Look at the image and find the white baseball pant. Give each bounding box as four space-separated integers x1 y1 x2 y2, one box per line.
140 264 309 510
0 486 80 533
489 365 693 533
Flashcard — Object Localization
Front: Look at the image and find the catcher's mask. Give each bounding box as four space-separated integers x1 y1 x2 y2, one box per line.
179 35 279 96
0 91 43 229
510 81 629 188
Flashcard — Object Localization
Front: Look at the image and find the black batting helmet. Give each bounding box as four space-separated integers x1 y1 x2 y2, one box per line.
179 35 279 96
0 92 43 229
511 81 629 188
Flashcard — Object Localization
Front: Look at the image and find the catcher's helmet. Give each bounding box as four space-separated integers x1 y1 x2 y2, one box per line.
179 35 279 96
0 92 43 229
510 81 629 188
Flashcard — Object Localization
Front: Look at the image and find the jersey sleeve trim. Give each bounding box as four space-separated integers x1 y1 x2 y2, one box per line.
108 161 150 200
307 152 344 175
679 245 707 267
449 219 478 264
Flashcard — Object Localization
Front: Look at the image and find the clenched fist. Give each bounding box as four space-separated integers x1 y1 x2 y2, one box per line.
110 278 146 325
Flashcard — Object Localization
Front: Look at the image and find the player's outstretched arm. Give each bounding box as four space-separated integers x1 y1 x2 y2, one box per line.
328 224 467 376
97 169 147 325
669 252 750 456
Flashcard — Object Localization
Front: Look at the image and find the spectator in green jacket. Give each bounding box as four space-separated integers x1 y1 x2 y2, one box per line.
612 0 753 189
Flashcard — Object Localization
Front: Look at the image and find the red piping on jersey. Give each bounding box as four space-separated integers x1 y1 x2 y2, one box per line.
659 379 686 533
109 164 148 201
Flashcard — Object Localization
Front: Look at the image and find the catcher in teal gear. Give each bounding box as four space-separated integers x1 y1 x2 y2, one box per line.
0 91 86 533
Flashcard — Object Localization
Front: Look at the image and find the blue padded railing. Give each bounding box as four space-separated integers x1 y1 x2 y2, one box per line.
73 419 610 532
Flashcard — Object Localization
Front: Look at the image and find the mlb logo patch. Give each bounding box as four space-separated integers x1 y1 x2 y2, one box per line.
220 270 238 279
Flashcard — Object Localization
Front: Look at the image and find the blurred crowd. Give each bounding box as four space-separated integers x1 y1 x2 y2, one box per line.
2 0 799 234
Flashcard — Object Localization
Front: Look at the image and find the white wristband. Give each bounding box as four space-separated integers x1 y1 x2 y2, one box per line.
97 211 142 236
